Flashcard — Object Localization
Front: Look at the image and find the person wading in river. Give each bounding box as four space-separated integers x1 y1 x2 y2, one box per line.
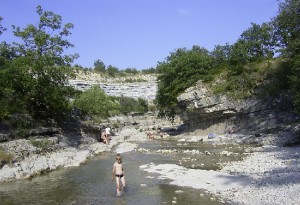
112 153 126 196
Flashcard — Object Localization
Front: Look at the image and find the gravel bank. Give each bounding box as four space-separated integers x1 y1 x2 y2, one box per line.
220 145 300 205
0 134 125 182
136 128 300 205
1 121 300 205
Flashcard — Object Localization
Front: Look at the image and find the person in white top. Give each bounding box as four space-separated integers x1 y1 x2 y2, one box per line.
105 127 111 140
112 153 126 196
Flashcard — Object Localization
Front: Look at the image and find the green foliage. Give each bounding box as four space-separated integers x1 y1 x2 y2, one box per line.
106 65 119 77
30 138 52 152
0 6 78 120
141 67 157 74
213 72 254 99
156 46 214 119
273 0 300 113
112 96 148 115
73 86 120 118
0 16 6 35
123 78 146 83
73 86 149 119
211 44 231 68
155 0 300 119
124 67 139 74
240 22 276 61
273 0 300 56
228 40 250 75
94 59 105 73
0 147 14 167
212 59 285 99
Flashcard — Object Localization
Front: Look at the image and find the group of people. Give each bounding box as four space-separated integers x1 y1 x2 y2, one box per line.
99 127 111 144
146 128 164 140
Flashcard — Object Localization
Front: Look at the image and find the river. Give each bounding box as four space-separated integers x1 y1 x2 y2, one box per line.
0 139 248 205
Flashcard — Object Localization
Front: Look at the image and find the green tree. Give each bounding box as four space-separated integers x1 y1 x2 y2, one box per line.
273 0 300 57
156 46 214 120
211 43 231 68
124 67 138 74
2 5 78 120
240 22 276 61
0 17 6 35
106 65 119 77
94 59 105 73
137 98 148 113
273 0 300 112
113 96 148 115
141 67 157 74
0 18 22 117
74 86 120 118
228 40 249 75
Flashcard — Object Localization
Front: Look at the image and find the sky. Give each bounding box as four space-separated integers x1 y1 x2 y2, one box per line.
1 0 280 70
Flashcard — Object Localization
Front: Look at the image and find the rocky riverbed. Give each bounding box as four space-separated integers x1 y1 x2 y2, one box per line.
0 133 125 182
1 115 300 205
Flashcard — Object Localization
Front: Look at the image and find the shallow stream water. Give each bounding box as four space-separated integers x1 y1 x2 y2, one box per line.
0 140 248 205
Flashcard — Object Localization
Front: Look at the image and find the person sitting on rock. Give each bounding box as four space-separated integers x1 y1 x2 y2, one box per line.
146 128 154 140
159 128 164 139
105 127 111 141
101 131 109 144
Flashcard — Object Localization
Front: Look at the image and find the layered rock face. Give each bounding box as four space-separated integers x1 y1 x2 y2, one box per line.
69 73 157 102
176 80 297 135
100 82 157 101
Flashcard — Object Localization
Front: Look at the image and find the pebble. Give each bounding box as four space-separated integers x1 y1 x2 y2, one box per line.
174 190 184 194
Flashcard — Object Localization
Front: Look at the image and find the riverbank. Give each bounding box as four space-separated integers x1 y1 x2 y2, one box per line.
138 129 300 205
140 144 300 205
1 118 300 204
0 133 126 182
0 117 160 182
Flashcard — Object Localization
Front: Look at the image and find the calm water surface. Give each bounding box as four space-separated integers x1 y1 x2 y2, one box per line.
0 140 247 205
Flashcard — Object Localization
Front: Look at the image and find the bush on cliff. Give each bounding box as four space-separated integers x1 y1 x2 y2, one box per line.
156 46 215 120
73 86 120 119
73 86 149 120
155 0 300 119
0 147 13 167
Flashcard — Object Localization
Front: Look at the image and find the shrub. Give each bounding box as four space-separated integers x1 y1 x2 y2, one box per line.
30 138 52 152
0 147 14 167
73 86 120 118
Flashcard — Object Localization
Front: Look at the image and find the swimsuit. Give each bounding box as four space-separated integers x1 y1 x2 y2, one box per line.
115 174 124 178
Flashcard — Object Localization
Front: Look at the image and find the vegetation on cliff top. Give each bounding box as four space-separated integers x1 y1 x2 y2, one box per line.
156 0 300 120
73 86 149 122
0 0 299 125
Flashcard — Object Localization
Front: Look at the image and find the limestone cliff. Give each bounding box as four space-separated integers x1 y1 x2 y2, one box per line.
176 80 298 139
69 71 157 103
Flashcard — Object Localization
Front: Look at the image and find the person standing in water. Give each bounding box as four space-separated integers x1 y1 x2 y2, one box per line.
112 153 126 196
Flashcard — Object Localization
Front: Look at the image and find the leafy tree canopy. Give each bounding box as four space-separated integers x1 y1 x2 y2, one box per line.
273 0 300 112
0 5 78 120
0 17 6 35
156 46 214 119
155 0 300 119
94 59 105 73
106 65 119 77
74 86 120 118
